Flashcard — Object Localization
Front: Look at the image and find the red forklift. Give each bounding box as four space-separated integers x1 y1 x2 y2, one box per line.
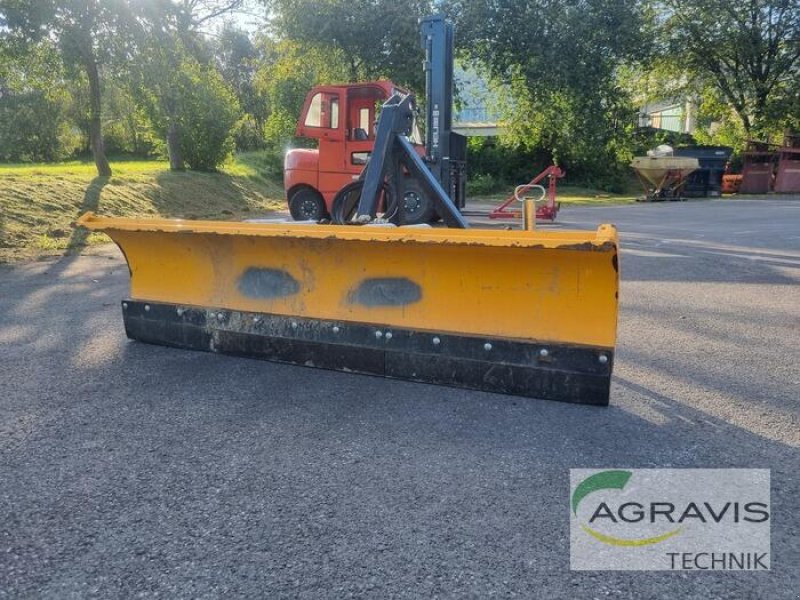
283 15 557 225
284 17 469 225
284 81 445 224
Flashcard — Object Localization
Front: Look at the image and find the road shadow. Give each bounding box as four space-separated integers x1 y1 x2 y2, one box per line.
67 176 109 252
31 176 112 278
618 239 800 285
0 209 6 254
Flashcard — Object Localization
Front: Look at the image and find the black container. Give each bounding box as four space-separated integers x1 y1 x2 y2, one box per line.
674 146 733 197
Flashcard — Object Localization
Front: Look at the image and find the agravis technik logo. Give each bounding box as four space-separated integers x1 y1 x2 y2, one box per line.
569 469 771 571
572 470 683 546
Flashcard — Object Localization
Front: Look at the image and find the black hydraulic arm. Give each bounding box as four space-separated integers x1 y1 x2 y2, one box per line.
352 14 467 228
355 94 468 229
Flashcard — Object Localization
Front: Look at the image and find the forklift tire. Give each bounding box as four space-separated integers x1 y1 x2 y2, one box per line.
289 187 327 221
400 179 436 225
331 180 395 225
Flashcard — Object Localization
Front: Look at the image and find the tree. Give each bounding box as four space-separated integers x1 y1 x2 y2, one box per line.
447 0 649 184
214 25 266 149
664 0 800 139
0 0 128 176
130 0 247 168
0 39 82 161
136 46 241 171
171 61 241 171
173 0 247 34
0 90 79 162
267 0 429 91
253 37 350 147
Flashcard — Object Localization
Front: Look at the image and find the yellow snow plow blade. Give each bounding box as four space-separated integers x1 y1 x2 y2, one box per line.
78 213 619 405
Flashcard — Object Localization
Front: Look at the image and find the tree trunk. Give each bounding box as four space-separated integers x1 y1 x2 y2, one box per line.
167 120 184 171
84 56 112 177
737 110 753 139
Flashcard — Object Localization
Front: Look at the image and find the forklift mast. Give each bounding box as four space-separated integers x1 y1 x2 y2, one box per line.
349 14 469 225
421 15 466 208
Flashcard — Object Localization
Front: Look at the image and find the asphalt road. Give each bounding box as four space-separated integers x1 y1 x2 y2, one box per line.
1 199 798 598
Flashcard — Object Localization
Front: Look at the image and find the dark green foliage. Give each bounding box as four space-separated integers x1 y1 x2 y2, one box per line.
253 38 350 149
0 90 79 162
0 39 81 161
664 0 800 139
215 25 267 151
177 66 241 171
268 0 429 91
139 57 241 171
234 115 266 152
100 84 160 157
466 137 551 191
466 136 634 194
446 0 650 188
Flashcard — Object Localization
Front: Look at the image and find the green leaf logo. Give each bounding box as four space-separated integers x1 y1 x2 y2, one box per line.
572 470 632 515
572 470 682 546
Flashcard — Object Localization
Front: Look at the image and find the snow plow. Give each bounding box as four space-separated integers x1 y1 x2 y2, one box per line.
76 16 620 405
77 214 618 405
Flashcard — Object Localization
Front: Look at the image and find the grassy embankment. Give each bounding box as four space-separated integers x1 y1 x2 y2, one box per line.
0 153 285 263
0 152 637 263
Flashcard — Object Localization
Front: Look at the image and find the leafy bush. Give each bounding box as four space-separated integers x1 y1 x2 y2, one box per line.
101 88 160 158
234 115 266 152
464 134 638 194
263 108 297 148
466 137 555 191
466 172 501 196
177 64 241 171
136 53 242 172
0 91 80 162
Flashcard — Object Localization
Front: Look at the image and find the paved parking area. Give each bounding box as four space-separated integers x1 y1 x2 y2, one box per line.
1 199 798 598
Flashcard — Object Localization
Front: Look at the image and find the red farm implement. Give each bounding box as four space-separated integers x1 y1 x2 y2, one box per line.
489 165 564 221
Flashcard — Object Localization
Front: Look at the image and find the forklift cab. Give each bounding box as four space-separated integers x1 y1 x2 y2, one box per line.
295 82 399 185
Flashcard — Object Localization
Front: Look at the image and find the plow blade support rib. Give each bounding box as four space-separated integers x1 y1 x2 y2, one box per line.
79 214 619 405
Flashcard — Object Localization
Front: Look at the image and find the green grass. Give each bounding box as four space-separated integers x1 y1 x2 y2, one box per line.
548 185 638 204
0 158 170 176
0 152 641 264
0 153 286 263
